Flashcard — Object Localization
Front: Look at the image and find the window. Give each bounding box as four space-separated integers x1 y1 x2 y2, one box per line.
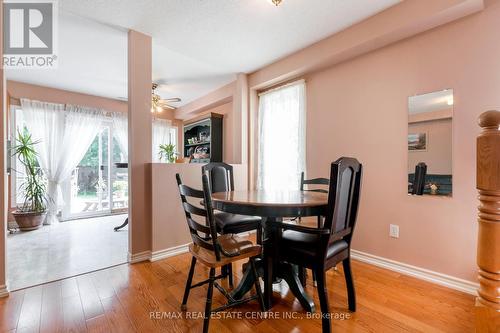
169 127 178 150
152 119 177 163
257 80 306 191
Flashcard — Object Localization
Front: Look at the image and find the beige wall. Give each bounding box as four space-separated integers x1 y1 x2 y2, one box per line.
166 0 492 284
151 163 248 253
128 30 153 257
300 1 500 282
7 80 127 113
175 82 234 120
408 118 453 174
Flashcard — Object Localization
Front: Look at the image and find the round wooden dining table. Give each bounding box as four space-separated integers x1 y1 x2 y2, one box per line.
211 190 328 312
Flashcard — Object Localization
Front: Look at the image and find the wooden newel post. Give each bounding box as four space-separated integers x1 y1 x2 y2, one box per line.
476 110 500 332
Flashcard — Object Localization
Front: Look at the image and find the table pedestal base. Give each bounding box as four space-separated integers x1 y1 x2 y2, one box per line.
230 257 315 313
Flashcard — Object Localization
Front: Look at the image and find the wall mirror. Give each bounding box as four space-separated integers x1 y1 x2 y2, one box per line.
408 89 453 197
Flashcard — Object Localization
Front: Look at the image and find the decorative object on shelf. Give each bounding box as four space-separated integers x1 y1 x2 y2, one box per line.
199 131 209 142
428 183 439 195
11 129 49 231
183 113 223 164
151 83 182 113
193 145 209 160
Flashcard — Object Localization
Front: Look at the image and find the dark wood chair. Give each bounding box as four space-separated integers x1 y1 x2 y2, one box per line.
411 162 427 195
298 172 330 286
269 157 363 333
202 162 262 287
176 173 264 333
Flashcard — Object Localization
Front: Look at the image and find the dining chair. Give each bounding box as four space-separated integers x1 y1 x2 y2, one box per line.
268 157 362 333
411 162 427 195
298 172 329 286
176 173 264 333
202 162 262 287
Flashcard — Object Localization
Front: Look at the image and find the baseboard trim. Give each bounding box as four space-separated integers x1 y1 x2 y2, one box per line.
150 243 190 262
351 250 478 295
128 251 152 264
0 285 9 298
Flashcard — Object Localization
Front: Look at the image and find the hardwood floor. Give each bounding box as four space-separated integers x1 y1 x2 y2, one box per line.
0 252 475 332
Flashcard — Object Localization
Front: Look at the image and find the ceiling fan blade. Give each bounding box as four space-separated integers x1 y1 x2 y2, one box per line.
160 97 181 103
159 103 177 110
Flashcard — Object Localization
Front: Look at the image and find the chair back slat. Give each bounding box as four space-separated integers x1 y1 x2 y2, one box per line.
304 188 329 193
323 158 362 246
191 233 215 251
176 173 222 260
182 201 207 217
202 163 234 192
302 178 329 185
179 184 204 198
300 172 329 193
187 217 211 234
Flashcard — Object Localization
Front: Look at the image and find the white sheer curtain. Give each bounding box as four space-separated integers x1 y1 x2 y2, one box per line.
257 80 306 191
111 112 128 159
152 118 173 163
21 99 103 224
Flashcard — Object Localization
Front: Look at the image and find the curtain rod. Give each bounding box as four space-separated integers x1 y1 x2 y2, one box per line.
11 97 126 118
11 97 128 117
258 78 306 97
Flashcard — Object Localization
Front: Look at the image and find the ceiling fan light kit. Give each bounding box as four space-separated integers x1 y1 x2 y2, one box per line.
269 0 283 6
151 83 181 113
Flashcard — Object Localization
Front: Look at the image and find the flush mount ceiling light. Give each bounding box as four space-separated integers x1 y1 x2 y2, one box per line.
267 0 283 6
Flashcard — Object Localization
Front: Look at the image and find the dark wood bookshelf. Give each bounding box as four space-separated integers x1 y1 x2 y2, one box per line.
183 113 223 163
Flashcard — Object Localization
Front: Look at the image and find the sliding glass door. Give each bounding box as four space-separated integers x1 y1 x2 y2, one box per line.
61 124 110 219
61 121 127 220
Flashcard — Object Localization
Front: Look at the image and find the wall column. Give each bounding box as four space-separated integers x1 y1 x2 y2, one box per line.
476 110 500 332
0 0 8 297
233 73 248 164
128 30 152 261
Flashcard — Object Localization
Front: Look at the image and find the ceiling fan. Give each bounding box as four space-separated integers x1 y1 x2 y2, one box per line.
151 83 181 112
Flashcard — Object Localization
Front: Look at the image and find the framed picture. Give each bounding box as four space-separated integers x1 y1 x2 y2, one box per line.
408 133 427 151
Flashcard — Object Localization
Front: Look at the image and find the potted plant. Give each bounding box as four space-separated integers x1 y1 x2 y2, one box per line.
158 143 178 163
11 129 48 231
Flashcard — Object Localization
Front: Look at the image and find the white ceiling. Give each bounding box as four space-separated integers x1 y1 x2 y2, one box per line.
7 0 400 106
6 12 128 100
409 89 454 115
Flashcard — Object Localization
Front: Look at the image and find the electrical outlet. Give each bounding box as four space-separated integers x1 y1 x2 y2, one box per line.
390 224 399 238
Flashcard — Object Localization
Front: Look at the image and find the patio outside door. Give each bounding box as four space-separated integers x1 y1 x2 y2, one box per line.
62 124 113 220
